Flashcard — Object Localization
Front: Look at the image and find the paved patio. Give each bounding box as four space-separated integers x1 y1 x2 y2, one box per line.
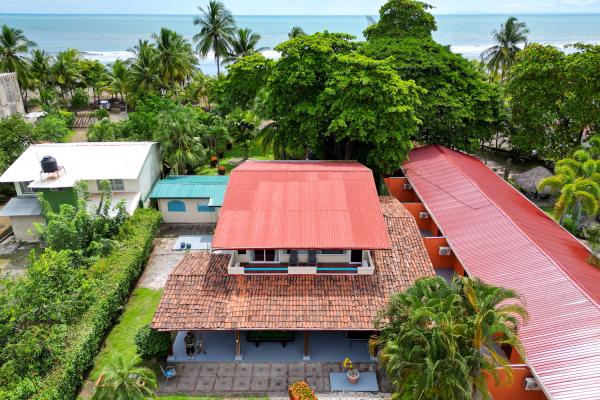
157 361 393 396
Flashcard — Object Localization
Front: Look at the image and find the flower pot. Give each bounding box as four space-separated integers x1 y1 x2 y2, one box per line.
217 149 225 158
226 142 233 150
210 159 218 168
347 369 360 384
217 167 226 176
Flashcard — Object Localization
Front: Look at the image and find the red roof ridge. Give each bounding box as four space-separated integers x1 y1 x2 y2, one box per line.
414 145 600 312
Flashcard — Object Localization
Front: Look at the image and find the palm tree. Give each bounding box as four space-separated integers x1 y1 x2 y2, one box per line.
109 59 128 102
224 28 267 64
193 0 236 75
480 17 529 82
583 225 600 266
288 26 306 39
52 48 81 100
128 40 159 95
0 25 36 104
376 276 528 400
151 28 196 96
28 49 53 104
158 108 207 174
538 150 600 224
93 355 157 400
226 108 260 160
203 114 231 160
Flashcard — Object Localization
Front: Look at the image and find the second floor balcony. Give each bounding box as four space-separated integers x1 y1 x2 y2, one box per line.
226 249 375 275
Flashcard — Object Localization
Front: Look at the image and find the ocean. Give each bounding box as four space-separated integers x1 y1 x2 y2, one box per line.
1 13 599 75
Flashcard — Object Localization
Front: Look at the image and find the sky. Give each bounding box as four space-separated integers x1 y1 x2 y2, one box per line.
1 0 600 14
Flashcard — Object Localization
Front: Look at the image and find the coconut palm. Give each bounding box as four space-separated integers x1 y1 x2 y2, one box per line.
52 48 81 100
538 150 600 224
376 276 527 400
193 0 236 75
226 108 260 160
93 355 157 400
128 40 159 95
28 49 53 103
152 28 196 96
108 59 128 102
288 26 306 39
0 24 36 77
158 107 207 174
583 225 600 266
224 28 267 64
480 17 529 82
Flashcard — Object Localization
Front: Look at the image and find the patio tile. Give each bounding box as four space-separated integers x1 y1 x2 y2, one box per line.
213 376 233 391
218 362 236 377
289 362 305 376
322 363 341 374
176 375 197 391
200 362 218 376
269 376 288 391
252 362 270 376
236 362 253 376
307 376 325 392
250 376 269 391
288 376 305 386
323 376 331 392
270 363 288 377
359 363 376 372
306 363 323 377
182 363 201 375
194 376 215 391
232 376 251 391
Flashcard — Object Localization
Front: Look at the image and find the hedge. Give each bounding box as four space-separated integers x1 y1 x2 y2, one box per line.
26 208 161 400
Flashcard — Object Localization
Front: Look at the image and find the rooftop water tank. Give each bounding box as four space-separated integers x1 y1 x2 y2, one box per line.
41 156 58 173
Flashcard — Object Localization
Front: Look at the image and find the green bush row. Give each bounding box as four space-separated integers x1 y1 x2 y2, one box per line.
24 208 161 400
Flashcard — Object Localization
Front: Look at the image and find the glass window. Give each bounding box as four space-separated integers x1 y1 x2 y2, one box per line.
252 250 278 262
19 182 34 194
350 250 363 263
238 250 246 255
167 200 186 212
320 250 345 255
97 179 125 192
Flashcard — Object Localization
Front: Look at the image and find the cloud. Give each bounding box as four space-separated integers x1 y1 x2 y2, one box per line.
559 0 600 5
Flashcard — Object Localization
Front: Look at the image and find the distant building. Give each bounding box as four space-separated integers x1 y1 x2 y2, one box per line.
0 142 162 242
0 72 25 118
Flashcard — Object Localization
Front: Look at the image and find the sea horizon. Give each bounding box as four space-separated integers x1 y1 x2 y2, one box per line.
1 13 599 74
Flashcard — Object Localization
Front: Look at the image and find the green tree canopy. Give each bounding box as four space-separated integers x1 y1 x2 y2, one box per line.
363 0 437 40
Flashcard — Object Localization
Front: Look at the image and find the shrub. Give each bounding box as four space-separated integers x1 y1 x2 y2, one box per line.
288 381 317 400
134 325 171 361
93 108 110 120
33 114 72 142
71 88 89 109
2 209 162 400
562 217 579 237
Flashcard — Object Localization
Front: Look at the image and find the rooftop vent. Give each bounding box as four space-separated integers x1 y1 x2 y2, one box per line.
41 156 58 173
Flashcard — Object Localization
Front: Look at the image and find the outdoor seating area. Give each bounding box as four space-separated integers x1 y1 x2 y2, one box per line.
168 331 374 363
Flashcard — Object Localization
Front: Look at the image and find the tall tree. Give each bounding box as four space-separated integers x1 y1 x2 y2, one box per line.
481 17 529 82
376 276 528 400
108 59 128 102
224 27 267 64
52 48 81 100
0 24 36 103
152 27 196 96
193 0 236 75
28 49 54 104
288 26 306 39
226 108 260 160
128 40 159 97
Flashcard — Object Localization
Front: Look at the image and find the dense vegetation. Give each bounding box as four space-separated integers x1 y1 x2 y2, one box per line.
0 209 161 399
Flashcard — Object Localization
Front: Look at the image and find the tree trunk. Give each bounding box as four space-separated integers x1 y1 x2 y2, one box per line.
216 54 220 76
344 141 353 160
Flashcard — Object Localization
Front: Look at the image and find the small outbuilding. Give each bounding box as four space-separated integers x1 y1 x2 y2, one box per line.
150 176 229 224
513 166 553 198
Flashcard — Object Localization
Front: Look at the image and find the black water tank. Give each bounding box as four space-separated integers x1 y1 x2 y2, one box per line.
41 156 58 173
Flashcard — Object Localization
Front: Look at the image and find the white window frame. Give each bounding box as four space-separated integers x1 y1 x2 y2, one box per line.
98 179 125 192
251 249 280 263
18 181 34 195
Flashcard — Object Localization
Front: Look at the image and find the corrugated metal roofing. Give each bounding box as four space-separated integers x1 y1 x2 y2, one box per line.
212 161 391 250
149 175 229 206
404 144 600 400
0 197 41 217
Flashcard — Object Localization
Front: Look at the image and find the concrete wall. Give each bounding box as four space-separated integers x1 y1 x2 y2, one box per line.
235 250 366 264
11 215 44 242
486 366 547 400
384 177 421 203
137 143 162 204
0 73 25 118
157 199 220 224
41 188 77 211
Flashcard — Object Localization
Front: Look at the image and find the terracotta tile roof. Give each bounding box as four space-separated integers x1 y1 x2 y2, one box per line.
151 196 434 331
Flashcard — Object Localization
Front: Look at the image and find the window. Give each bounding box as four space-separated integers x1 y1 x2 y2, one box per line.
238 250 246 255
97 179 125 192
197 199 212 212
252 249 278 263
320 250 345 255
350 250 363 263
167 200 186 212
19 181 34 194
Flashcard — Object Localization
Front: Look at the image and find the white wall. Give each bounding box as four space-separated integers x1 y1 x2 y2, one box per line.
238 250 367 264
11 215 44 242
137 144 162 205
157 199 220 224
0 73 25 118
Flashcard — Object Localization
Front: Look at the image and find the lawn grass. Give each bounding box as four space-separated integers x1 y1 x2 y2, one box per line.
195 142 273 176
89 288 163 381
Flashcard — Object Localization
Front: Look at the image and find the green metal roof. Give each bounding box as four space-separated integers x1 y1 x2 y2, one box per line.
149 175 229 206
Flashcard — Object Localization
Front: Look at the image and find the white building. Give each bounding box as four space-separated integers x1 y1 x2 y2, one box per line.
0 142 162 242
0 72 25 118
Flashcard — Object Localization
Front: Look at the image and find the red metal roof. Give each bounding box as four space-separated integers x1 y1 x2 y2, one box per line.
404 145 600 400
212 161 391 250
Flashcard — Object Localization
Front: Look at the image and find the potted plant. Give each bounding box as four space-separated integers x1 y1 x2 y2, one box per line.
288 381 316 400
210 155 218 168
217 165 226 176
217 148 225 158
343 357 360 384
226 141 233 150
